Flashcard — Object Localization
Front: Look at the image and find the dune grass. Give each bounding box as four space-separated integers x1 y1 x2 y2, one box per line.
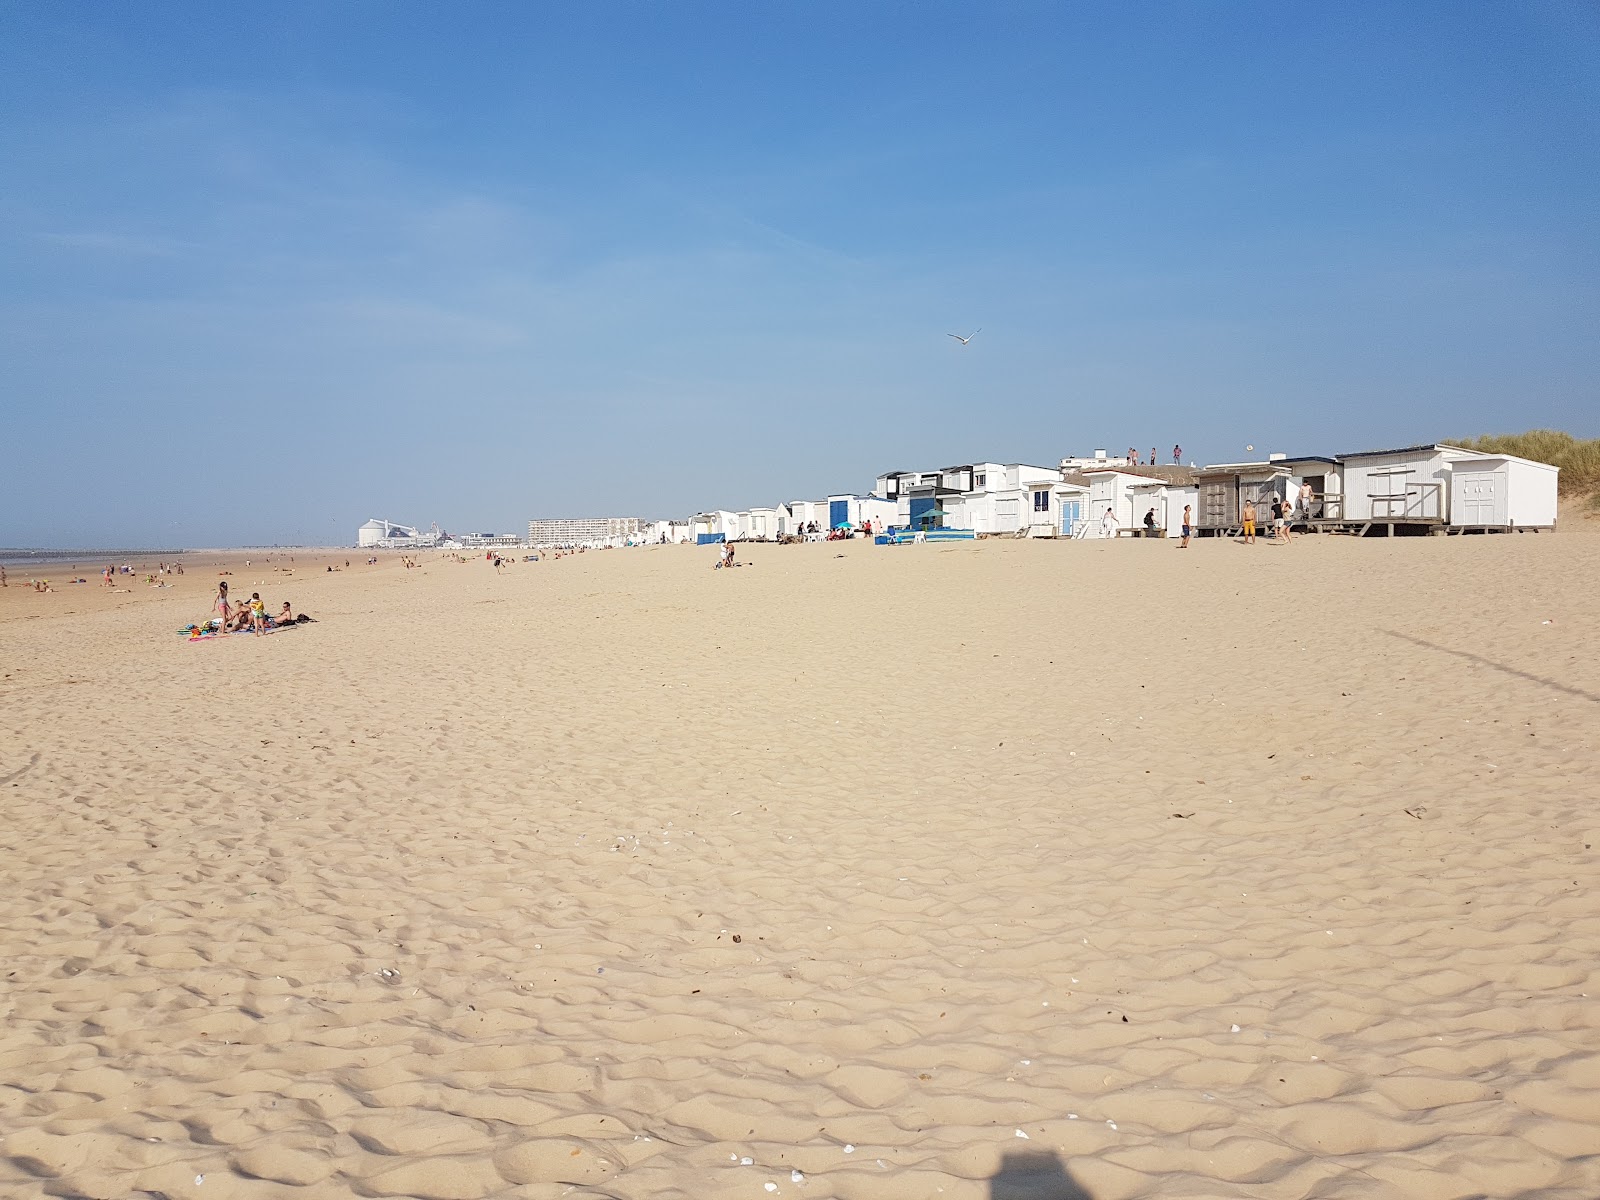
1445 430 1600 502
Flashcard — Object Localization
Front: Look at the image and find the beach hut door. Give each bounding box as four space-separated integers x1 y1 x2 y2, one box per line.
1059 499 1082 533
1458 471 1498 525
1200 480 1232 527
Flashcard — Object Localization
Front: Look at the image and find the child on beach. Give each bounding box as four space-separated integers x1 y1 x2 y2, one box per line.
213 581 231 633
249 592 267 635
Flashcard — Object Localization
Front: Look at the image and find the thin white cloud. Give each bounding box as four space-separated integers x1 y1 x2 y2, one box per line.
34 230 199 256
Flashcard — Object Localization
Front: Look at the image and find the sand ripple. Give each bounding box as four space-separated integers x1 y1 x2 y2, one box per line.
2 535 1598 1197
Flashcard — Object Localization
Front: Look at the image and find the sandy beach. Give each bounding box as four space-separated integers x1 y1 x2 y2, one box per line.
1 532 1597 1200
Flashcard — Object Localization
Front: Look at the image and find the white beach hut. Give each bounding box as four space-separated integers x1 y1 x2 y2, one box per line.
1053 481 1091 536
1335 443 1557 532
1083 469 1149 536
747 507 782 540
1127 479 1200 537
709 510 741 540
1446 452 1559 530
788 500 827 533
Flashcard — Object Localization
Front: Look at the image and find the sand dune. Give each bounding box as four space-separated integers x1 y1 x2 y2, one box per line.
2 533 1597 1199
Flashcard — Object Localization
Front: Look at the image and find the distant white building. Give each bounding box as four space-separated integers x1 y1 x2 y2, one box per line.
357 519 436 549
528 517 646 546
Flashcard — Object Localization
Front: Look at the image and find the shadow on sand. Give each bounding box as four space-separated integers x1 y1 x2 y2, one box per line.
1382 629 1599 704
989 1149 1094 1199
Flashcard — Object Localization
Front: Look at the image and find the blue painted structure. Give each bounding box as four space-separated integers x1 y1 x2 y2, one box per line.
907 496 938 528
696 532 726 545
829 498 849 529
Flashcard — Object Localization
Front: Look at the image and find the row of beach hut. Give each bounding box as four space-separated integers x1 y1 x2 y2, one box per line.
651 443 1560 544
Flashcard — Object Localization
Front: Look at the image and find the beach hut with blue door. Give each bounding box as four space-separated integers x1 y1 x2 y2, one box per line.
1053 481 1090 536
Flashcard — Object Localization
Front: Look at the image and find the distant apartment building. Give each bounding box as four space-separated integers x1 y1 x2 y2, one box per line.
458 533 522 548
527 516 647 546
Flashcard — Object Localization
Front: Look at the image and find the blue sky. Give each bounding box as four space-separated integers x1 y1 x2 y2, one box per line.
2 2 1596 546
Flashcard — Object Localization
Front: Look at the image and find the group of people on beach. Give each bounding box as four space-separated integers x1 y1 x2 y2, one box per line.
1240 482 1315 545
204 580 299 637
1105 477 1316 546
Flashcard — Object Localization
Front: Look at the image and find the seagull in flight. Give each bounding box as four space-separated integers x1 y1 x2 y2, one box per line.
947 328 981 345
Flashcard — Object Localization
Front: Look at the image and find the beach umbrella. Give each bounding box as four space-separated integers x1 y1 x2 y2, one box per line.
834 521 855 529
915 508 948 526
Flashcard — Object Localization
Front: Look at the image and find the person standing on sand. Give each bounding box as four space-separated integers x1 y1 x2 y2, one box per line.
1181 504 1193 548
1299 480 1314 522
1241 499 1257 544
213 581 232 632
1100 507 1118 539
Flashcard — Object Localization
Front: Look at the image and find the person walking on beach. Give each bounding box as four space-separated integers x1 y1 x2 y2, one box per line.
1241 499 1257 544
1180 503 1193 548
1299 479 1314 522
1100 506 1118 539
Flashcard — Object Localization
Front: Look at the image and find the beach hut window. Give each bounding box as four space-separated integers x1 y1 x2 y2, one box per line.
1033 490 1050 512
975 473 986 488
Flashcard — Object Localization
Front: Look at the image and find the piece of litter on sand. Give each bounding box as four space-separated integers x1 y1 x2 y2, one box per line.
791 1169 805 1183
843 1144 855 1153
1106 1120 1118 1130
1014 1129 1029 1139
195 1176 205 1186
765 1185 778 1193
741 1157 753 1165
1067 1113 1078 1119
1231 1024 1242 1033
